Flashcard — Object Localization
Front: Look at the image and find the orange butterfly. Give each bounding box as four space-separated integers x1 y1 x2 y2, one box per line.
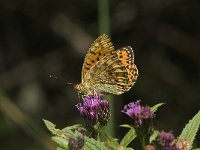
75 34 138 95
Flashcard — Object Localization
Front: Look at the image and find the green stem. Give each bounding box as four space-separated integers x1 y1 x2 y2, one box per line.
98 0 114 137
141 135 147 147
135 128 148 148
98 0 110 35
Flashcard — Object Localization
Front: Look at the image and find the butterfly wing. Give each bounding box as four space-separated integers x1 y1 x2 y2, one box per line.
81 34 114 82
84 46 138 95
116 46 139 91
84 51 130 95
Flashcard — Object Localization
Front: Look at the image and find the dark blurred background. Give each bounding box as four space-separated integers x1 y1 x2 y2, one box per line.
0 0 199 149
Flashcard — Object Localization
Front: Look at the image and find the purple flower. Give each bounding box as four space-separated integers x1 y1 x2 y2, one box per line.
122 100 154 127
122 100 155 146
76 94 110 127
157 131 180 150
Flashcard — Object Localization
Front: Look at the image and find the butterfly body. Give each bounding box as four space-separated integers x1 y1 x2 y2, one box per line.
75 34 138 95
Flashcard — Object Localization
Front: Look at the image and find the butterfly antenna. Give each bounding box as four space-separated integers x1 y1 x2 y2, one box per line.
49 75 74 86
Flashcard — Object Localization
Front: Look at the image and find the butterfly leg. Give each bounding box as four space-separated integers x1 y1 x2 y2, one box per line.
77 92 85 101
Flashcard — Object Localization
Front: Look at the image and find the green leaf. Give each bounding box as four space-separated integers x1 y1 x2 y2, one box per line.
43 119 82 138
61 125 86 138
62 124 84 131
57 147 67 150
120 124 133 129
179 110 200 146
43 119 63 135
61 129 76 138
192 148 200 150
43 119 56 129
51 136 69 149
151 103 165 113
99 128 121 150
149 130 159 143
120 125 136 147
99 128 119 145
83 137 111 150
125 148 134 150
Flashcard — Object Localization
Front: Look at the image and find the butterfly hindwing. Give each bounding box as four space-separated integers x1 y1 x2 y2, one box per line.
116 46 138 91
84 52 130 95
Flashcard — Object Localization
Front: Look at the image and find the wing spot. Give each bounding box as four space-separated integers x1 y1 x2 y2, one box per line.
86 62 92 66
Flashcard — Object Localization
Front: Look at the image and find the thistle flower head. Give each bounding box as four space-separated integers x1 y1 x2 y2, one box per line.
76 94 110 127
68 134 84 150
175 138 191 150
98 99 110 126
76 95 100 126
122 100 155 127
144 145 157 150
157 131 180 150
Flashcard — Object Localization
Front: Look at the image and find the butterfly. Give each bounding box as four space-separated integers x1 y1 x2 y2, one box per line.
74 34 138 95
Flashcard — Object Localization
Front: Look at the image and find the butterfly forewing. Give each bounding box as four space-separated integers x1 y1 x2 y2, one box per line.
81 34 114 82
